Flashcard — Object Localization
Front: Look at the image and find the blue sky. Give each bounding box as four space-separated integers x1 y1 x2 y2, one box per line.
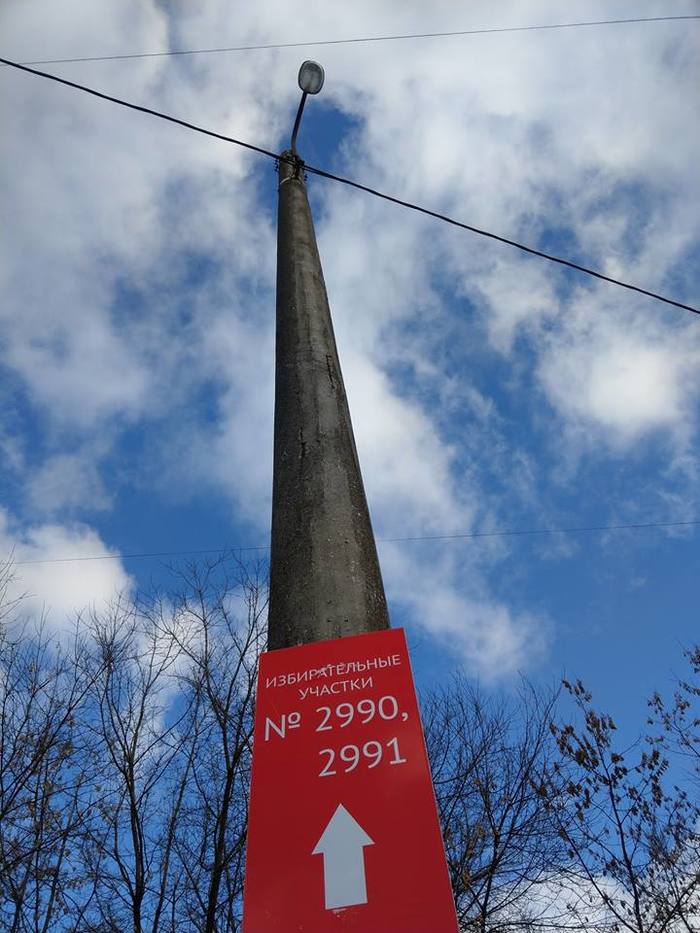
1 0 699 739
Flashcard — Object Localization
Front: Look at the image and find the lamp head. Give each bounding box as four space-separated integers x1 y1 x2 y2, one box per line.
298 60 325 95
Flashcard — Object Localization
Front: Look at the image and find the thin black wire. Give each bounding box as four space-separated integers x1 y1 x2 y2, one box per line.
382 519 700 543
1 55 697 317
12 520 700 565
6 15 700 67
0 57 279 161
304 165 700 315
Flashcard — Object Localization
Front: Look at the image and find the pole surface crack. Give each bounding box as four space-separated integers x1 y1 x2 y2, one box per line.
325 354 335 389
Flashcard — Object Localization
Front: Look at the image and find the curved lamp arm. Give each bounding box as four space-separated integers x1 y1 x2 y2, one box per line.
290 90 308 157
289 61 324 159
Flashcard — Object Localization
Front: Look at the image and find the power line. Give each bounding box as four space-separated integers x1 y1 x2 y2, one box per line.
6 15 700 67
1 55 697 316
382 519 700 543
16 546 268 565
304 164 699 315
11 520 700 565
0 57 278 160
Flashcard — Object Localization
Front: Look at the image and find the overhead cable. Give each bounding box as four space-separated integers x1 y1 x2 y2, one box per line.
1 55 697 316
6 15 700 67
12 520 700 565
304 164 699 314
0 57 278 160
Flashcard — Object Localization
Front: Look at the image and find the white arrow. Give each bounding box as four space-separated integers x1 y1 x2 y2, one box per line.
312 804 374 910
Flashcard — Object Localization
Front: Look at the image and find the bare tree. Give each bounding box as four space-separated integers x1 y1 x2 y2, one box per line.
549 679 699 933
423 678 574 932
648 645 700 781
76 595 195 933
75 557 266 933
0 608 94 932
162 559 265 933
3 551 698 932
646 646 700 931
0 555 265 932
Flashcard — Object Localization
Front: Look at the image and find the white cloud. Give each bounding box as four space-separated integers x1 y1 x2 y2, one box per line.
538 300 700 450
379 541 550 679
26 450 112 515
344 352 474 535
0 509 133 631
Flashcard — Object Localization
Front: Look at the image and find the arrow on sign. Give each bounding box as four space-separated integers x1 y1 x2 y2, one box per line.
312 804 374 910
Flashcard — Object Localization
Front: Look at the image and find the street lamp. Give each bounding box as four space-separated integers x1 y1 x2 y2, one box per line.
290 60 325 157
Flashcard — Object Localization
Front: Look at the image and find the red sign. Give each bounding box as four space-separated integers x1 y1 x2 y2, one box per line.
243 628 457 931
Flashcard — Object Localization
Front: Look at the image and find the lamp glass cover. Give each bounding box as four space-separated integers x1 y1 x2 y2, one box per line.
298 60 324 95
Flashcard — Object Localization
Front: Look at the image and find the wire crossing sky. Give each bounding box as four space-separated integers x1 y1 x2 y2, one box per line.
6 14 700 66
12 518 700 564
1 56 697 316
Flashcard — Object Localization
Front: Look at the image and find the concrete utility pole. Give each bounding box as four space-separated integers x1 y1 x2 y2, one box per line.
267 62 390 650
